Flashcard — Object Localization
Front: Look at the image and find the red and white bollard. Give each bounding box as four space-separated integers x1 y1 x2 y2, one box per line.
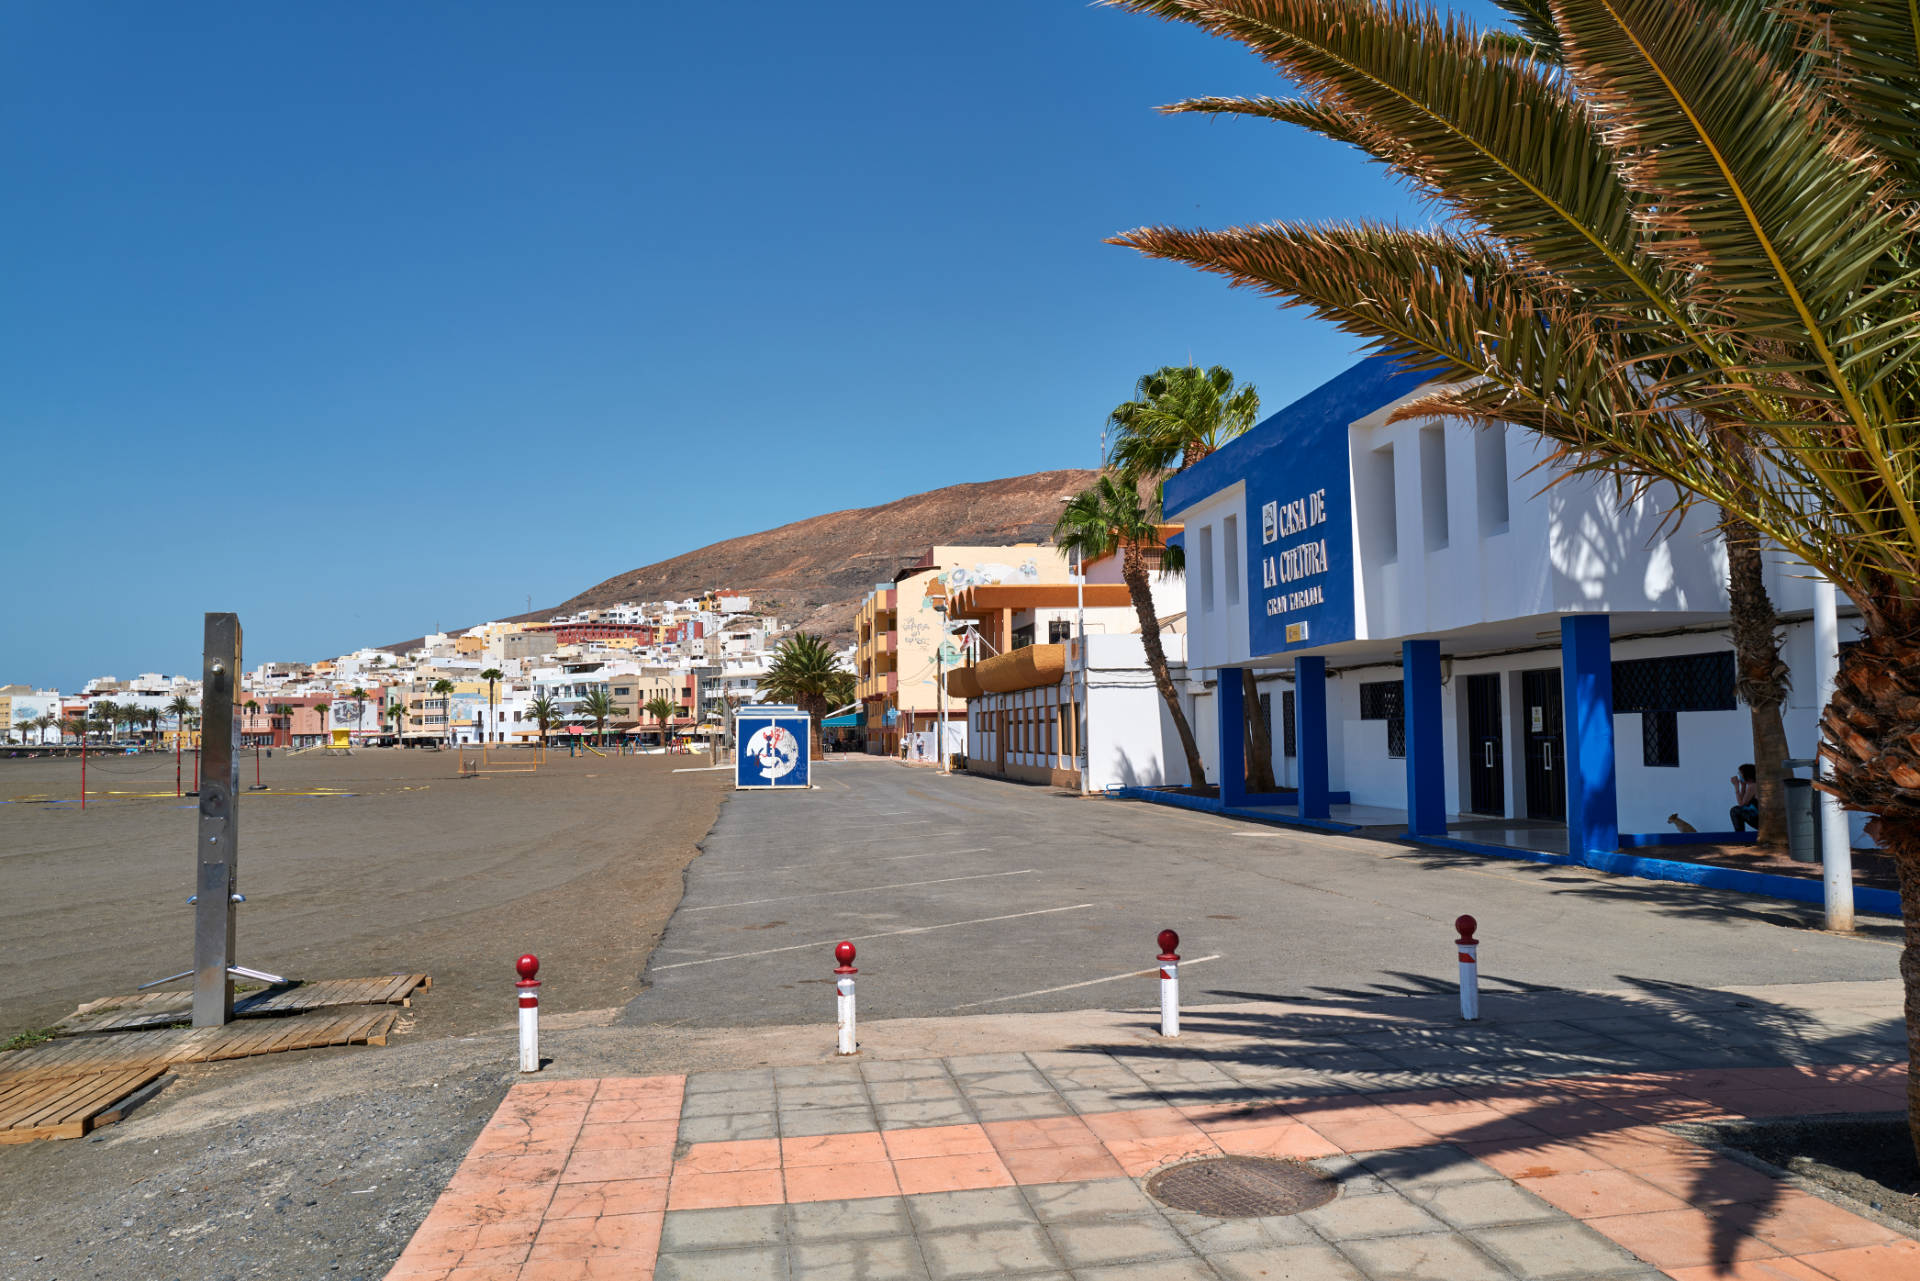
1455 916 1479 1022
1157 929 1180 1037
516 954 542 1072
834 941 858 1055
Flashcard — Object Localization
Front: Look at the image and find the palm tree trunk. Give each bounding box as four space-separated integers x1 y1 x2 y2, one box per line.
1242 670 1278 793
1123 546 1206 787
1725 518 1792 849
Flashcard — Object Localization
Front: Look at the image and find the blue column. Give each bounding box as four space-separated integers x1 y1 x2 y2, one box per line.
1561 615 1619 855
1402 640 1447 837
1296 657 1331 819
1217 667 1246 807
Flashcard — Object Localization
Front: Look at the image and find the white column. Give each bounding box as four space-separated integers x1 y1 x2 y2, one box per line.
1814 580 1854 933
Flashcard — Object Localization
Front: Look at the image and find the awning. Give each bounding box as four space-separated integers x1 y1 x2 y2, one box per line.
822 713 860 728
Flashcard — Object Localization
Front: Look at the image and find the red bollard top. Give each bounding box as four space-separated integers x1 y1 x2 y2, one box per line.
833 940 858 974
516 953 541 988
1157 929 1180 961
1454 915 1478 946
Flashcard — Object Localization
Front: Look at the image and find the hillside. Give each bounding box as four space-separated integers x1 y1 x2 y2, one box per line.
388 469 1099 649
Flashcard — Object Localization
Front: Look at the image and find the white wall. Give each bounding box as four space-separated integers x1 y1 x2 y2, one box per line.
1086 634 1191 790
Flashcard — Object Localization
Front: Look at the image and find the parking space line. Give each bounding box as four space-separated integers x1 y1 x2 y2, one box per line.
682 869 1035 911
953 954 1224 1008
651 904 1096 970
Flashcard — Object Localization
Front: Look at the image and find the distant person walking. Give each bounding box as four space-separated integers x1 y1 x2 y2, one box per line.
1729 763 1760 833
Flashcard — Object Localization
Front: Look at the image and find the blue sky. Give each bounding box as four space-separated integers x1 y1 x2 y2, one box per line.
4 2 1502 690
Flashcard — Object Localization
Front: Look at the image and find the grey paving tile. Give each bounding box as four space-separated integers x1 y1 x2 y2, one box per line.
1025 1050 1116 1070
1160 1207 1320 1253
791 1234 932 1280
1414 1180 1564 1230
868 1077 965 1105
776 1063 867 1086
659 1204 785 1252
1021 1178 1160 1222
1298 1191 1445 1241
863 1058 953 1081
683 1067 775 1093
955 1070 1054 1097
675 1112 779 1143
654 1245 789 1281
1339 1232 1509 1281
945 1052 1038 1075
1068 1259 1220 1281
1047 1217 1194 1267
918 1224 1063 1279
786 1194 913 1242
967 1093 1072 1122
681 1087 777 1117
877 1099 977 1130
779 1105 879 1136
780 1082 873 1109
905 1187 1038 1233
1471 1220 1651 1279
1062 1089 1164 1114
1210 1242 1367 1281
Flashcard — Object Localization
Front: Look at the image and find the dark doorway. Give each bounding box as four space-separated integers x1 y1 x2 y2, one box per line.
1465 673 1504 815
1521 669 1566 821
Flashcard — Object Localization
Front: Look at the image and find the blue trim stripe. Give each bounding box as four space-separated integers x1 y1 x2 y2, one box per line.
1110 786 1361 834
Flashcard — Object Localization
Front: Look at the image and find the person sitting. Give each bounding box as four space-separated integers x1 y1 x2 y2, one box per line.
1729 763 1760 832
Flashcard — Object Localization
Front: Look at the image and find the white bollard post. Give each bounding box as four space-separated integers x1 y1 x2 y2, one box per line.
1455 916 1480 1021
1814 579 1855 933
833 941 858 1055
1157 929 1181 1037
516 953 541 1072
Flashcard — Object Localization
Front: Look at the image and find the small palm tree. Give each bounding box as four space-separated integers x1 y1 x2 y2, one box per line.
384 701 404 741
313 701 330 747
167 695 194 748
14 718 34 745
348 687 368 739
759 633 856 755
60 715 86 745
529 695 563 745
1056 474 1205 789
431 679 455 747
480 668 504 742
644 696 678 750
34 713 54 744
577 687 617 746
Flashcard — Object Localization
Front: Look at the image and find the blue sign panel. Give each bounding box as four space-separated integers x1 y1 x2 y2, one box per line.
734 705 811 789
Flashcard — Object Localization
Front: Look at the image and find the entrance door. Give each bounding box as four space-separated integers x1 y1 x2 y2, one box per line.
1465 673 1505 815
1521 669 1566 821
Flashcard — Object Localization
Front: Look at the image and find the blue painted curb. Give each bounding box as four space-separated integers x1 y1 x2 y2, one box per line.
1417 834 1900 920
1110 786 1361 834
1618 831 1756 848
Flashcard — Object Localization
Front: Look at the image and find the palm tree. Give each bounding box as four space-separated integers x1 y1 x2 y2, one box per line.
34 713 53 745
1056 474 1206 789
529 695 563 746
60 715 86 746
313 701 330 748
760 633 856 755
348 687 368 740
577 687 616 746
384 701 404 742
1107 0 1920 1146
144 706 163 747
13 718 34 745
645 695 678 751
167 695 194 749
480 668 504 743
1107 363 1276 793
430 678 455 748
243 699 260 744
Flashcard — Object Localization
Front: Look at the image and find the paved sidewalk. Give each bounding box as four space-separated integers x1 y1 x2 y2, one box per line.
388 985 1920 1281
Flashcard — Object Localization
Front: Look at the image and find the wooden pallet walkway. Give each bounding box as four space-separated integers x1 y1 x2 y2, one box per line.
57 974 431 1035
0 1008 400 1087
0 1067 166 1143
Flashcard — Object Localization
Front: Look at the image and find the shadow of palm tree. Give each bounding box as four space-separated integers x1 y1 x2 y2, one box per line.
1060 974 1906 1275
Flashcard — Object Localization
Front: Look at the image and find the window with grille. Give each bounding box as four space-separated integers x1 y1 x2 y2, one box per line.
1259 692 1273 758
1359 680 1406 758
1611 652 1735 713
1282 689 1296 757
1048 619 1073 644
1642 708 1679 767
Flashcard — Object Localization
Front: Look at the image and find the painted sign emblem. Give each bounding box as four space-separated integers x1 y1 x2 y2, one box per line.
745 724 799 780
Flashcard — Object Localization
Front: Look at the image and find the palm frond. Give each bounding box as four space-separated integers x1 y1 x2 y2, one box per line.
1791 0 1920 193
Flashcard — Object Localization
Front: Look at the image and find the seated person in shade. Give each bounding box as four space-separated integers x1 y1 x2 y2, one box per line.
1729 763 1760 832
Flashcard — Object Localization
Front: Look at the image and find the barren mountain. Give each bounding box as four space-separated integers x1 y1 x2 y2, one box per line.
387 470 1098 650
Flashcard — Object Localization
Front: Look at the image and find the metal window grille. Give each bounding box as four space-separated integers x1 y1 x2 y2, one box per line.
1611 652 1736 713
1359 680 1406 759
1641 708 1679 767
1282 690 1296 757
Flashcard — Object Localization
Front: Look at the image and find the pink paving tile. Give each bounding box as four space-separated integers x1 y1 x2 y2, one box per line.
1517 1168 1692 1218
1377 1088 1481 1117
1103 1132 1224 1177
583 1096 682 1124
673 1138 781 1175
509 1079 600 1102
1631 1156 1780 1206
467 1122 581 1160
780 1131 889 1168
591 1075 685 1099
1178 1102 1297 1132
517 1259 642 1280
542 1178 669 1221
1744 1193 1897 1255
421 1182 560 1228
1277 1097 1402 1126
996 1142 1127 1184
1797 1238 1920 1280
1701 1089 1817 1118
451 1155 571 1187
1080 1106 1208 1141
983 1115 1102 1150
571 1120 677 1152
1406 1108 1545 1141
527 1210 663 1262
1584 1208 1779 1270
1457 1138 1614 1179
559 1145 674 1184
1512 1102 1638 1136
882 1123 995 1160
390 1218 543 1275
782 1160 903 1202
892 1151 1016 1195
438 1267 524 1281
1211 1123 1342 1160
1661 1257 1830 1280
1306 1116 1440 1152
664 1168 785 1211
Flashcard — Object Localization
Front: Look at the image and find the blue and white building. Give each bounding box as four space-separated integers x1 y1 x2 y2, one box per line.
1164 356 1869 853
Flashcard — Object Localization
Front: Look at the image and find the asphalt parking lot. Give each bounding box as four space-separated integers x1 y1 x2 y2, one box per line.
620 760 1895 1030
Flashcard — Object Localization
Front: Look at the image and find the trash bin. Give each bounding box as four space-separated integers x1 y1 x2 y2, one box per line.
1783 776 1818 863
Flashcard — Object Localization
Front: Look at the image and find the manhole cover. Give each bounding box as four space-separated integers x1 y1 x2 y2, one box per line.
1144 1156 1338 1218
